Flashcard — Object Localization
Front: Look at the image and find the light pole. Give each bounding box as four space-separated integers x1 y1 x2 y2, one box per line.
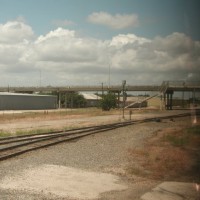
108 62 110 88
101 82 104 97
39 69 41 87
122 80 126 119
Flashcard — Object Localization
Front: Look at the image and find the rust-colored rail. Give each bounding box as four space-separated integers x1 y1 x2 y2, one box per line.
0 111 198 161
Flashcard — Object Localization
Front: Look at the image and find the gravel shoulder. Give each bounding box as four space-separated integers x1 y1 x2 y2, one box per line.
0 111 195 200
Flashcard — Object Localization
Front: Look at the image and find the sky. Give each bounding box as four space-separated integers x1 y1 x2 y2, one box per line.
0 0 200 87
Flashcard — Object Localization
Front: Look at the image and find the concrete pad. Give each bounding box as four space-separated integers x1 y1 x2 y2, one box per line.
141 182 198 200
0 164 127 199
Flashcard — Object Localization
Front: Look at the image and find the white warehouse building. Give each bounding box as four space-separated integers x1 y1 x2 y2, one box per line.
0 92 57 110
80 93 101 107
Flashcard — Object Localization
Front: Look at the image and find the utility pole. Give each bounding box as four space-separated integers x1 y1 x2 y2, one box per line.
101 82 104 97
108 63 110 88
39 69 41 87
122 80 126 119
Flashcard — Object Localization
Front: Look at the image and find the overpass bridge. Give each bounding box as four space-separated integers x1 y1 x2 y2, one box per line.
0 81 199 93
0 81 199 110
0 85 160 93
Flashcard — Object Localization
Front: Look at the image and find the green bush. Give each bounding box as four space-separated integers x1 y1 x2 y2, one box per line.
100 93 117 111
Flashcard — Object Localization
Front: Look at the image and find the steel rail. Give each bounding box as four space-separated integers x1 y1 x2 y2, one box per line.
0 110 195 143
0 123 130 161
0 111 196 148
0 111 197 147
0 121 134 145
0 120 134 142
0 111 199 161
0 122 130 150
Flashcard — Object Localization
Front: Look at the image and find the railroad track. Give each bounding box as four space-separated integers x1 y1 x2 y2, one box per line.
0 111 199 161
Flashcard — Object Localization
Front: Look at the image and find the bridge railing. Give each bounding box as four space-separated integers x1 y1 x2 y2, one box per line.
164 81 200 87
160 82 169 93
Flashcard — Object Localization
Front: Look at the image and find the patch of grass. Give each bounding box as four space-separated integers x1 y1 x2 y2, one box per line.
165 134 189 147
15 128 57 136
163 126 200 147
127 166 145 176
0 131 11 137
162 125 200 148
148 147 191 178
128 146 192 179
187 125 200 135
0 108 118 122
0 128 58 138
128 123 200 180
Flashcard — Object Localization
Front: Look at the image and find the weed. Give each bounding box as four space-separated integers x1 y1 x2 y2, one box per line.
165 134 189 147
0 128 58 138
0 131 11 137
128 123 200 180
0 108 118 122
127 166 145 176
187 125 200 135
128 146 192 179
15 128 57 136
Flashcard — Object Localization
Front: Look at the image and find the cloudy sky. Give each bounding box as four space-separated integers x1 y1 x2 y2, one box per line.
0 0 199 87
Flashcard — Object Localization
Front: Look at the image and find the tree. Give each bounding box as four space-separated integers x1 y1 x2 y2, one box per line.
50 92 86 108
63 92 86 108
100 93 117 111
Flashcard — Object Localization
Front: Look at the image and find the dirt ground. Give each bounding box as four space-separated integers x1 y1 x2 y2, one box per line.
0 109 121 134
0 108 193 134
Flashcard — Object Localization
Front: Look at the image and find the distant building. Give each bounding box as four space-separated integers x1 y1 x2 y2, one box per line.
80 93 101 107
0 92 57 110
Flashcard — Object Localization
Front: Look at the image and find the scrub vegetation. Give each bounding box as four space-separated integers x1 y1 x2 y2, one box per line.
0 108 118 121
0 108 122 137
128 122 200 181
100 93 117 111
0 129 55 138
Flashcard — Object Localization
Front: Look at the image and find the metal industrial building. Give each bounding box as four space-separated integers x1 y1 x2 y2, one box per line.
80 93 101 107
0 92 57 110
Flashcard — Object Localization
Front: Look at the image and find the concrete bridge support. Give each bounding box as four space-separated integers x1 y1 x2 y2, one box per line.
165 90 174 110
117 92 120 108
160 94 165 110
57 92 61 109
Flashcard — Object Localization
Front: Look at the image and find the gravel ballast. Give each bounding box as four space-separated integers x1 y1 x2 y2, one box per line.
0 114 194 200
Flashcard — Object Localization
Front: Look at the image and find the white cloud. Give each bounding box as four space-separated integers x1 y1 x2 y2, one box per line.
87 12 138 29
0 19 199 86
108 32 200 84
153 32 195 56
33 28 107 65
35 28 75 44
0 44 26 65
110 34 150 47
0 20 34 44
